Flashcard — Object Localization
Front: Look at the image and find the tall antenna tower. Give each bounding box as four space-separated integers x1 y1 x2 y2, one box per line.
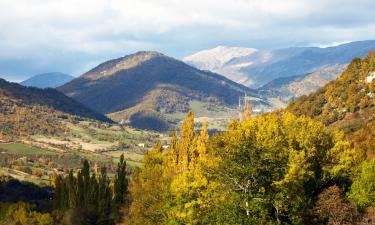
238 94 252 121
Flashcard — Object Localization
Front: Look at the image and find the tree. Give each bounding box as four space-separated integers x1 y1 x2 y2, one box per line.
360 204 375 225
348 159 375 210
97 167 113 225
212 112 352 224
6 202 53 225
128 143 168 225
53 160 116 225
314 185 359 225
114 154 128 205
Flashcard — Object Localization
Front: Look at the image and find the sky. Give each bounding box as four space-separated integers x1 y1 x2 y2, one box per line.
0 0 374 81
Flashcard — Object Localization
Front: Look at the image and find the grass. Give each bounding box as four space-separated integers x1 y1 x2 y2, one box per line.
105 151 144 161
112 158 143 168
0 143 57 156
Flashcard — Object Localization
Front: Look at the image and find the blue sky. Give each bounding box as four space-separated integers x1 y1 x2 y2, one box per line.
0 0 374 81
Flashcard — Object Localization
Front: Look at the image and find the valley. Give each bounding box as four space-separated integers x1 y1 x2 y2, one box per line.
1 1 375 224
0 44 374 225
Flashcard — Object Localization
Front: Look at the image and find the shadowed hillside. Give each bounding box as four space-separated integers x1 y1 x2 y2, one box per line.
59 51 269 131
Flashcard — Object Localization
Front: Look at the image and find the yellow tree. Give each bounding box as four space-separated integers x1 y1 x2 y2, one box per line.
127 143 168 225
177 111 195 172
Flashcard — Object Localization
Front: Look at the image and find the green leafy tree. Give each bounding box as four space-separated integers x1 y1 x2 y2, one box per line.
349 159 375 210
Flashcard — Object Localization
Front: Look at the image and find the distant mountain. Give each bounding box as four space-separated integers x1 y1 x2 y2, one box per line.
21 72 74 88
258 64 348 103
287 51 375 157
184 40 375 88
183 46 258 86
59 51 270 131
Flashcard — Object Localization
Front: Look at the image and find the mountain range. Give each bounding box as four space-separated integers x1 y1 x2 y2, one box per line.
58 51 271 131
184 40 375 90
20 72 74 88
3 41 373 132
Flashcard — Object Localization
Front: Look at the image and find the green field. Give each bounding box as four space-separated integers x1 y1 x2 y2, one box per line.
113 158 143 168
0 143 58 155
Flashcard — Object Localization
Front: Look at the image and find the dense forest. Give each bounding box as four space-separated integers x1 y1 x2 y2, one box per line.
287 51 375 157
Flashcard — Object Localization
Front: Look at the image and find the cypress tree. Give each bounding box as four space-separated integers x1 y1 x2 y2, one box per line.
53 175 62 210
98 167 113 225
82 160 91 206
77 170 84 207
67 170 77 208
114 154 128 205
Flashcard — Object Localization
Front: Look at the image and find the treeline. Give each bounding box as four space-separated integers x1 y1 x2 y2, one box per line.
0 155 129 225
127 112 375 224
52 156 128 224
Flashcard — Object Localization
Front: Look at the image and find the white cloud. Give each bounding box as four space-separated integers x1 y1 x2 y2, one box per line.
0 0 374 80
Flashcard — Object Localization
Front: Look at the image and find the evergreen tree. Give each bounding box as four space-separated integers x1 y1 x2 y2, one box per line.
76 170 84 207
114 154 127 205
97 167 113 225
82 160 91 206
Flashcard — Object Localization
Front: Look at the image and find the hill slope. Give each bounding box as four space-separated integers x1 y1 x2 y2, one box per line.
185 40 375 88
287 51 375 156
59 51 269 131
258 64 348 103
0 79 111 140
21 72 74 88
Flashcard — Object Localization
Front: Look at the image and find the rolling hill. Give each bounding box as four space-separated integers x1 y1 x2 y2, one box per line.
59 51 270 131
0 78 110 139
20 72 74 88
287 51 375 157
184 40 375 89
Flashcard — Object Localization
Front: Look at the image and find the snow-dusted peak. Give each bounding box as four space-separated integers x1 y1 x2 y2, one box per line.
183 46 258 70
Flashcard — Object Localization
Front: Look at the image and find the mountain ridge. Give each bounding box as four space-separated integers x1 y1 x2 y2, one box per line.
59 51 271 131
184 40 375 88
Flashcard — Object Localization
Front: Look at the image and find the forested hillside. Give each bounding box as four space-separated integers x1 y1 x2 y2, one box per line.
287 51 375 157
0 79 110 139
